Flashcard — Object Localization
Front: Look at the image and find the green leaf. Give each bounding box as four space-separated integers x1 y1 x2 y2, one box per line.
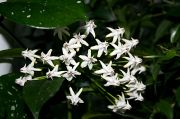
0 73 32 119
150 63 160 80
154 20 172 43
170 24 180 43
0 0 86 29
159 49 177 61
23 77 64 119
175 87 180 107
0 48 23 59
156 100 173 119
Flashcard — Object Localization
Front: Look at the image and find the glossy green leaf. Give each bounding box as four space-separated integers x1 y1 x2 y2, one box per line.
23 77 64 119
156 100 173 119
0 48 23 59
0 0 86 29
154 20 172 43
170 24 180 43
176 87 180 107
0 73 32 119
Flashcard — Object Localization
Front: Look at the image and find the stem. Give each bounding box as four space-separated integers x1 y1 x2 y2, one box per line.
90 78 116 104
0 22 26 48
67 100 72 119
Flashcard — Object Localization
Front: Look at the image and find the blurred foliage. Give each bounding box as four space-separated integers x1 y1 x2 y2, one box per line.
0 0 180 119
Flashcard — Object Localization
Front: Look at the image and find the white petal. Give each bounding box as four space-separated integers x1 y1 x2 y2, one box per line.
97 49 103 57
79 55 89 61
81 61 88 68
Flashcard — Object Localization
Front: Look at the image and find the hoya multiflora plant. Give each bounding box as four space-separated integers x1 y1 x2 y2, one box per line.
16 20 146 113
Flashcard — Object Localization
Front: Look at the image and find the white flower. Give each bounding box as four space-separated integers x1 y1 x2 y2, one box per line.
123 53 142 69
131 65 146 75
101 73 120 86
59 48 76 66
84 20 97 38
63 42 81 53
95 60 114 76
63 62 81 81
120 69 136 84
126 91 144 101
79 49 97 70
46 65 66 79
110 42 127 59
135 93 144 101
69 33 88 47
54 27 70 40
126 80 146 92
66 87 84 105
136 81 146 92
15 75 32 86
20 61 41 76
108 93 131 112
122 38 139 51
106 27 125 43
91 39 109 57
41 49 59 67
22 49 40 61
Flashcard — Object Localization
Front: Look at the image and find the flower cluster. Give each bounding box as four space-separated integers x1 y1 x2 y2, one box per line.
16 20 146 113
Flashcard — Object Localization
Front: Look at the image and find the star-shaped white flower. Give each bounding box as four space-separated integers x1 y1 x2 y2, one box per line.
123 53 142 69
22 49 40 61
66 87 84 105
126 80 146 92
110 42 127 59
108 93 131 112
41 49 59 67
59 48 76 66
120 68 136 84
91 39 109 57
63 62 81 81
46 65 66 79
54 27 70 40
136 81 146 92
122 38 139 51
63 42 81 53
101 73 120 86
131 65 146 75
95 60 114 76
126 91 144 101
20 61 41 76
69 33 88 47
83 20 97 38
15 75 32 86
106 27 125 43
79 49 97 70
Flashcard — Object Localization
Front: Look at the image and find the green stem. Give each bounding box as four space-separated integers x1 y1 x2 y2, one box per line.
67 99 72 119
90 78 116 104
0 22 26 48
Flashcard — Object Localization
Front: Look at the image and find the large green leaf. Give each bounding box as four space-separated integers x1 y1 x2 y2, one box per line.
23 77 64 119
0 73 32 119
0 0 86 29
0 48 23 59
